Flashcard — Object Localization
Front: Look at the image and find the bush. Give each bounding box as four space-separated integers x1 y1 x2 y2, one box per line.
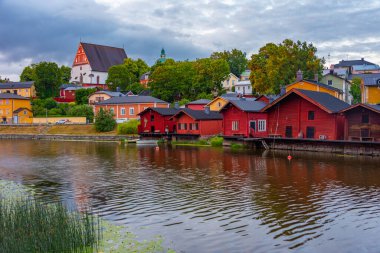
197 139 208 145
94 108 116 132
68 104 94 122
48 108 62 116
117 120 140 135
210 136 223 147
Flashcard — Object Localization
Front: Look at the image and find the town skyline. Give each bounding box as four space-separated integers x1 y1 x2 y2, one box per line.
1 0 380 81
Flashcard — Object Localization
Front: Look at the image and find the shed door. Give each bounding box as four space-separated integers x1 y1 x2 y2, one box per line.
13 116 18 124
249 121 256 131
306 127 315 139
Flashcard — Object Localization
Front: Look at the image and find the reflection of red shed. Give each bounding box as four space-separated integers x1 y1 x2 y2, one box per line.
340 103 380 142
185 99 211 110
220 100 267 138
171 108 223 137
262 89 349 140
138 107 179 134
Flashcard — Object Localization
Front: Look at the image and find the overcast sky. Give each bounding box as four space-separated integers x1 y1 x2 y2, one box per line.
1 0 380 81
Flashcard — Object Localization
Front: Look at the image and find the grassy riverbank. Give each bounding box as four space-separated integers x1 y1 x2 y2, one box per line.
0 125 118 136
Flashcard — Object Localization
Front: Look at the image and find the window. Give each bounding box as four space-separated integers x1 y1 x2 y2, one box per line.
178 123 187 130
328 80 332 85
97 76 100 84
121 108 126 115
232 80 235 85
306 126 315 139
285 126 292 138
258 120 266 132
190 123 198 130
249 121 256 131
5 99 9 105
109 108 114 114
13 90 17 94
232 121 239 131
308 111 315 120
23 110 27 115
362 114 369 124
218 102 221 108
129 108 135 115
361 128 370 138
150 115 154 122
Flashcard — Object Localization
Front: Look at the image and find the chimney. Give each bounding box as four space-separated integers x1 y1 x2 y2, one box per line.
204 106 210 114
296 70 303 82
174 102 179 109
314 73 319 82
116 87 120 92
361 57 364 61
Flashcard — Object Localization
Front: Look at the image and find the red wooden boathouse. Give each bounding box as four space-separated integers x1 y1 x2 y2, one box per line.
138 107 179 134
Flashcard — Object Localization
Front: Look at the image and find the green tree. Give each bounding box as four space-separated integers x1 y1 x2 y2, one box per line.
106 58 149 91
94 108 116 132
75 88 97 105
211 49 248 77
60 65 71 83
20 65 36 81
68 105 94 122
248 39 324 94
350 77 362 104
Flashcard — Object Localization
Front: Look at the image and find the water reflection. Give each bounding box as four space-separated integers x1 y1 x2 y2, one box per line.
0 140 379 252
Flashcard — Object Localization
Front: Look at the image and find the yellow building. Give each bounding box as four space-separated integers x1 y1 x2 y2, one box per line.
358 75 380 104
206 94 256 111
0 81 36 98
286 80 343 100
88 90 125 105
0 93 33 124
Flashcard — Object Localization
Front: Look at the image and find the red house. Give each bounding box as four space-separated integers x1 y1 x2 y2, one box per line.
171 108 223 138
262 89 349 140
185 99 211 110
56 84 98 103
255 95 279 104
138 107 179 135
340 103 380 142
220 100 267 138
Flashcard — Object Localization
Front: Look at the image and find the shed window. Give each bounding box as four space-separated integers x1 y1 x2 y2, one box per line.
129 108 135 115
258 120 266 132
328 80 332 85
362 114 369 124
150 115 154 122
190 123 199 130
120 108 126 115
285 126 292 138
308 111 315 120
306 126 315 139
109 108 114 114
232 121 239 131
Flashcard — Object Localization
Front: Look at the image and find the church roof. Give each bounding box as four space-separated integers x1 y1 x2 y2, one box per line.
81 42 127 72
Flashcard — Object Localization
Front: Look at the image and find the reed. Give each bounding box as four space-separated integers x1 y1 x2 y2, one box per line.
0 197 101 253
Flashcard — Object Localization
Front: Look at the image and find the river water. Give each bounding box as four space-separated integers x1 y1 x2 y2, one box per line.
1 139 380 253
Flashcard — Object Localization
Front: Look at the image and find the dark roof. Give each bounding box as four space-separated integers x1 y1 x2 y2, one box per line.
292 79 343 93
187 99 211 105
13 107 32 113
59 83 79 89
95 95 168 105
368 104 380 112
138 107 179 116
93 91 125 97
340 103 380 114
262 89 350 113
256 94 280 103
226 100 267 112
349 73 380 86
0 93 29 100
139 71 151 80
81 42 127 72
221 93 240 98
334 59 376 68
0 81 34 89
173 108 223 120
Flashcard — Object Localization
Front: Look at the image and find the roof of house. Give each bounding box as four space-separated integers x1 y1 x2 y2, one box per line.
139 71 151 80
13 107 32 113
349 73 380 86
65 86 98 91
322 73 348 81
93 91 125 97
138 107 179 116
81 42 127 72
255 94 280 103
235 80 251 86
187 99 211 105
222 100 267 112
221 93 240 98
95 95 168 105
288 79 343 93
333 58 376 68
0 93 30 100
59 84 79 89
172 108 223 120
340 103 380 114
262 89 350 113
0 81 34 89
352 64 380 71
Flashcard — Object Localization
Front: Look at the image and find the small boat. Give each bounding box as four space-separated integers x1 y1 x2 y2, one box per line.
136 139 158 145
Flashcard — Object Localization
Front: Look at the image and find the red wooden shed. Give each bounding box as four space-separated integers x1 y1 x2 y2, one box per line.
262 89 350 140
220 100 267 138
138 107 179 134
185 99 211 110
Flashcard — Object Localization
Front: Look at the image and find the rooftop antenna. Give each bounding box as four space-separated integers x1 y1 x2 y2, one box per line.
327 52 331 68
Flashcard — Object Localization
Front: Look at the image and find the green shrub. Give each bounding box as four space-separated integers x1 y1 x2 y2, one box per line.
117 119 140 135
197 139 208 145
94 108 116 132
68 104 94 122
230 143 244 150
209 136 223 147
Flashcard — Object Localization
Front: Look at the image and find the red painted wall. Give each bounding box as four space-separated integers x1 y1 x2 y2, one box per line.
175 114 222 136
185 104 206 110
343 107 380 141
222 105 267 137
266 93 344 140
138 110 176 134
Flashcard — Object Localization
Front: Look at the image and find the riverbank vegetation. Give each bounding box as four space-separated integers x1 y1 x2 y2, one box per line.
172 136 224 147
117 119 139 135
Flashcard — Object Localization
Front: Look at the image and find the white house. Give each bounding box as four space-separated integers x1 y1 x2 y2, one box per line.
235 80 252 95
70 42 127 88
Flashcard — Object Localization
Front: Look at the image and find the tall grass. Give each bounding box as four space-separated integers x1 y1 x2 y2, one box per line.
117 120 140 135
0 197 100 253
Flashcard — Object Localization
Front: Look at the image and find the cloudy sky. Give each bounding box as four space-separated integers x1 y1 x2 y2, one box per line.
1 0 380 81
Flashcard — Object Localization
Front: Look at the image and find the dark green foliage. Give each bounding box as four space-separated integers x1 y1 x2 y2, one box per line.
94 108 116 132
211 48 248 77
117 120 140 135
75 88 97 105
0 198 100 253
249 39 324 94
31 98 58 116
60 65 71 83
350 77 362 104
209 136 223 147
68 105 94 122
